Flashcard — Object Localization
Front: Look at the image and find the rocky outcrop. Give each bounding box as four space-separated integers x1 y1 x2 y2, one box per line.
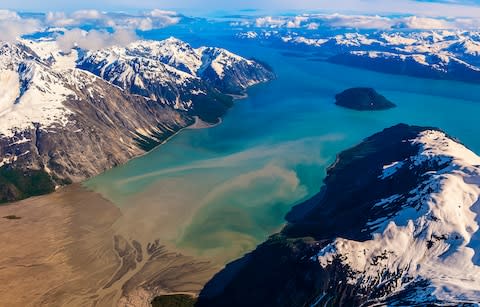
197 124 480 306
335 87 396 111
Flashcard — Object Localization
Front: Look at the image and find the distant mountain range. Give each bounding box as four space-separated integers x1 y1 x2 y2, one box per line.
0 38 273 202
240 30 480 82
197 124 480 306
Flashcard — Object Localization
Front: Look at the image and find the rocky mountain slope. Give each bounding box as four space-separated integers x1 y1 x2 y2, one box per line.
240 30 480 82
197 124 480 306
77 37 273 122
0 38 273 202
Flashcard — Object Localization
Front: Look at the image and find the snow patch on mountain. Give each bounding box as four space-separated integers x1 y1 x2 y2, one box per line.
240 30 480 81
79 38 271 109
0 53 74 138
316 130 480 304
379 161 405 179
198 47 253 79
0 70 20 111
22 39 78 70
128 37 203 75
0 36 272 140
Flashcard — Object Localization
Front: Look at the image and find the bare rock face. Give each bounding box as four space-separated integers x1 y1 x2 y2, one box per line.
0 38 273 202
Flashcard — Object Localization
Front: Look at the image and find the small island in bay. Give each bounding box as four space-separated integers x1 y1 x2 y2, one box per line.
335 87 396 111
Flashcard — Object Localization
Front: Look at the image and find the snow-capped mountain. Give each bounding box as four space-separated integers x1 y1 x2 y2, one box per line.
78 37 273 120
0 43 74 138
240 30 480 82
0 38 273 202
197 124 480 306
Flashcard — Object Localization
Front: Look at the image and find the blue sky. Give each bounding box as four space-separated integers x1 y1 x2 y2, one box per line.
2 0 480 16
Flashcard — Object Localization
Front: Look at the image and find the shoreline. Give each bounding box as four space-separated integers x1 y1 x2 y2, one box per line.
1 88 253 207
136 90 250 159
125 114 223 168
187 116 223 130
84 91 250 189
0 89 255 306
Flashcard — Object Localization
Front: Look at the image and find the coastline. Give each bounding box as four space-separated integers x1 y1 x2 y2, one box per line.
137 90 250 158
0 89 254 306
187 116 223 130
0 81 264 305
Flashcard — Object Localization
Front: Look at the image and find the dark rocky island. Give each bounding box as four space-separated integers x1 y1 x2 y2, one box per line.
196 124 480 306
335 87 396 111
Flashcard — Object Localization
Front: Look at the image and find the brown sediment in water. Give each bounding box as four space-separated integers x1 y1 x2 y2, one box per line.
187 116 223 129
0 184 220 307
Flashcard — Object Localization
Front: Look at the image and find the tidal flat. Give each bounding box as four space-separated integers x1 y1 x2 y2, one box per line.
0 184 220 306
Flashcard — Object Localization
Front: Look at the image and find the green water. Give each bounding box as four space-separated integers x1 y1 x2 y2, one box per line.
85 40 480 261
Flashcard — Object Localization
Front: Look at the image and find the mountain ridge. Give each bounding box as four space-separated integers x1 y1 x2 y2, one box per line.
240 30 480 83
0 37 274 202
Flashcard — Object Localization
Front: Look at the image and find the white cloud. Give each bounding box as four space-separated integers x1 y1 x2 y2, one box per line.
0 10 41 43
44 9 181 30
453 18 480 29
395 16 453 30
318 14 393 29
147 9 180 28
121 9 180 31
71 9 104 20
46 10 116 27
306 22 319 30
46 8 182 49
254 14 388 30
0 9 20 20
254 14 393 30
286 16 308 28
45 12 76 27
150 9 177 17
56 28 137 51
0 8 178 51
255 16 286 28
252 13 480 30
255 16 311 29
123 17 153 31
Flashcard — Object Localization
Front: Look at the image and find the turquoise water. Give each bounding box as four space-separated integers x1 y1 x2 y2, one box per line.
85 32 480 261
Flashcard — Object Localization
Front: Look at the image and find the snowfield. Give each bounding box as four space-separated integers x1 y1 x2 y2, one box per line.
0 53 75 138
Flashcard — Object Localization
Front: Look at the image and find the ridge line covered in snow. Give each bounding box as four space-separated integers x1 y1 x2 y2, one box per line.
0 37 269 138
316 129 480 304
